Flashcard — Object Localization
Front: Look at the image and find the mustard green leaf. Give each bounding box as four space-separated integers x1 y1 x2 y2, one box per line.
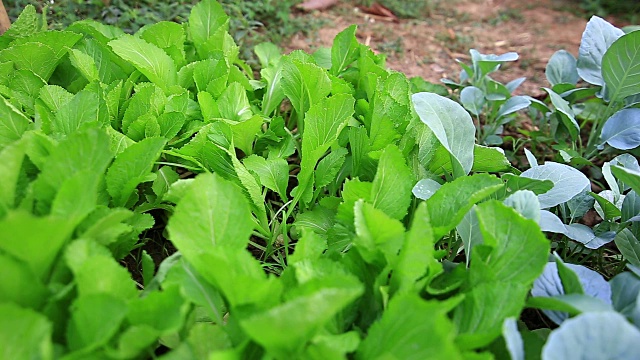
244 155 289 202
358 294 462 360
331 25 359 76
281 57 331 126
168 173 254 257
109 35 178 93
128 286 189 335
0 95 32 150
390 202 437 295
106 137 167 207
0 303 53 360
189 0 229 52
370 144 414 220
67 294 128 352
426 174 503 240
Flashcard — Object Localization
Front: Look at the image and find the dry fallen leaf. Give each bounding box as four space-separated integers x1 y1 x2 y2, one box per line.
359 3 398 22
297 0 339 11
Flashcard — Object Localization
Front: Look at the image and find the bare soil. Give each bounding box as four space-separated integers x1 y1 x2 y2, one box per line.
287 0 623 96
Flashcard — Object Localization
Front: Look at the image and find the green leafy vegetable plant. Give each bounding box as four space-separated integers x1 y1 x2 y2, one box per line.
1 1 639 359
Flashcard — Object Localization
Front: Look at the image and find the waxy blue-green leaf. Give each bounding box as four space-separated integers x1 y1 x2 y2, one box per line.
600 108 640 150
544 87 580 139
546 50 579 86
0 303 53 360
577 16 624 86
521 162 590 208
539 210 616 249
0 95 32 150
412 92 475 176
542 312 640 360
426 174 503 240
503 190 540 221
109 35 178 93
358 294 462 360
168 173 254 258
497 96 530 121
460 86 485 116
602 29 640 101
106 137 167 207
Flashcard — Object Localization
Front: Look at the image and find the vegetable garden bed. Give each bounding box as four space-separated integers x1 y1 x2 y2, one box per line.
1 1 640 359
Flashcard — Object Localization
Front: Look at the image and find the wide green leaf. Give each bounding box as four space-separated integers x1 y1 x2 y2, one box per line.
426 174 503 240
358 294 462 360
0 140 25 214
297 94 354 204
472 200 550 284
354 200 405 265
0 303 53 360
240 260 363 357
67 294 128 351
615 229 640 267
244 155 289 202
0 95 32 150
189 0 229 52
281 56 332 129
109 35 178 93
454 201 549 348
390 202 437 295
331 25 359 75
168 173 254 258
370 144 413 220
106 137 166 207
34 128 113 212
0 31 82 80
128 286 189 335
602 30 640 102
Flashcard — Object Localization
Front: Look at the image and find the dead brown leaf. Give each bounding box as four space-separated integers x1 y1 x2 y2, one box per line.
297 0 339 11
360 3 398 22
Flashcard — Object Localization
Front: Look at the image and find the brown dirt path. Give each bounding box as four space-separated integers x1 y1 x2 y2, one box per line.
287 0 604 96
